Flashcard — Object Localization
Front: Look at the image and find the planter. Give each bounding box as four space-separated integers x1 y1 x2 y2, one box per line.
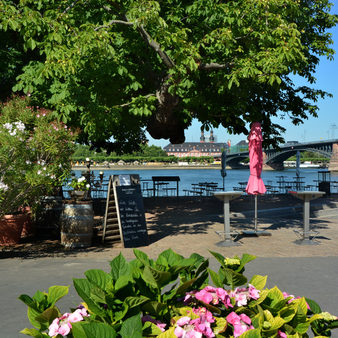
70 190 88 201
21 206 34 238
60 200 94 248
35 196 63 239
0 213 26 245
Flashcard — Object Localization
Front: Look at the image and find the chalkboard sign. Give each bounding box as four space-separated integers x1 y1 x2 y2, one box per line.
115 184 148 248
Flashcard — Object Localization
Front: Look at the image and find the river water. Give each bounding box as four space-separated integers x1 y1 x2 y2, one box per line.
71 167 338 197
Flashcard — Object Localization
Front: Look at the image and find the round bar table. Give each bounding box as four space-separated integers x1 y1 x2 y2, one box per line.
289 191 325 245
213 191 243 246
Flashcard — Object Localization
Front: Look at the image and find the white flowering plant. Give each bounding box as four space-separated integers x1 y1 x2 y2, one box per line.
19 250 338 338
0 96 77 217
69 176 90 191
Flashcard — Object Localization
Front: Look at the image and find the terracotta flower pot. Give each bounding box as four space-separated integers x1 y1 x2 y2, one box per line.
0 213 26 246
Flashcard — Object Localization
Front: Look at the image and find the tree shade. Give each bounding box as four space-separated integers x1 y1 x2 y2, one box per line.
1 0 337 153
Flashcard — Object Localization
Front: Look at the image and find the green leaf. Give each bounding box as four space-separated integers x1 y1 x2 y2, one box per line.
157 327 176 337
175 278 197 295
240 328 262 337
124 295 149 309
26 38 36 50
18 294 39 311
207 268 223 288
249 275 267 290
19 328 46 337
156 248 184 267
142 321 164 336
27 307 47 331
213 317 227 334
208 250 226 268
305 297 321 314
222 267 247 289
237 253 256 272
73 278 105 316
266 286 285 308
36 307 60 325
110 253 131 281
133 249 152 266
72 321 117 338
142 266 172 289
47 285 69 306
85 269 112 291
119 314 143 338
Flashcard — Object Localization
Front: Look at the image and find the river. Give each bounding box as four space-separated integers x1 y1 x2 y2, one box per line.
71 167 338 197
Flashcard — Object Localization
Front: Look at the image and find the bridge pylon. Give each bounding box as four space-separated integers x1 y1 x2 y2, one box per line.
328 143 338 173
262 152 284 171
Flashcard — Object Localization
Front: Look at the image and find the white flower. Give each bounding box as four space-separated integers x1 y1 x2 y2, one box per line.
37 170 42 175
78 176 86 183
86 184 90 189
43 167 47 171
0 182 8 191
51 175 56 179
3 123 12 130
14 121 25 132
9 130 17 136
26 160 32 165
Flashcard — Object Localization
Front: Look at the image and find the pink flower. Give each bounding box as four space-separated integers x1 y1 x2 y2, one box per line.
278 331 287 338
226 312 254 338
195 289 214 304
68 309 84 323
248 284 260 300
48 318 60 337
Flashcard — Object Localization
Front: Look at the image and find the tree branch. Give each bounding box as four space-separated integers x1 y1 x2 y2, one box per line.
117 94 156 108
199 62 234 71
94 19 134 31
62 0 82 14
136 24 175 69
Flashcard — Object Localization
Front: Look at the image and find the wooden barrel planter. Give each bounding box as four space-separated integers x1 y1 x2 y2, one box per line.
35 196 63 239
60 200 94 248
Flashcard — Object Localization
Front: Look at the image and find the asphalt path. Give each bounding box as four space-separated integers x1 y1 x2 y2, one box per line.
1 256 337 338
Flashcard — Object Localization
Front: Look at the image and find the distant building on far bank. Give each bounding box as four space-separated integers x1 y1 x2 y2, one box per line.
163 130 228 159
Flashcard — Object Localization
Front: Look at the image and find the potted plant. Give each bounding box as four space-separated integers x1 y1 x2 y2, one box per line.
0 96 77 244
68 176 90 200
19 250 338 337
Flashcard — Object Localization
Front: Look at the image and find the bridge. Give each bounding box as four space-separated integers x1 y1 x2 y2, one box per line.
226 139 338 171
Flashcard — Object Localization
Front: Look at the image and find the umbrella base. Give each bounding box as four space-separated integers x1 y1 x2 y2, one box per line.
216 239 241 247
242 230 271 236
294 238 320 245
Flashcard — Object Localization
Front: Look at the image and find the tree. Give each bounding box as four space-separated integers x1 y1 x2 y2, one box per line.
1 0 337 152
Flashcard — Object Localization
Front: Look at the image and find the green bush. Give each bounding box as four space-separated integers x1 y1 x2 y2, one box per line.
19 250 338 337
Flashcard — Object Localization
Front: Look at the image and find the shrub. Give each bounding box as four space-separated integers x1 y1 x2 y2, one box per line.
19 250 338 337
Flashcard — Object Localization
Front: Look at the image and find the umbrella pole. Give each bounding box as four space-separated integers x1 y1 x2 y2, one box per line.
223 177 225 191
254 194 258 231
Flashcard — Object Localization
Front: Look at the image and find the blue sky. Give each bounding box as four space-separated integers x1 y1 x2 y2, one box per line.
148 2 338 148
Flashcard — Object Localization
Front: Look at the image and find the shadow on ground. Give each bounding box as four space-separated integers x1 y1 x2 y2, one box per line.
1 194 337 258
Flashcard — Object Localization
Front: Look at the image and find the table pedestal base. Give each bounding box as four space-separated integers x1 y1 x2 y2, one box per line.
213 192 243 247
216 239 240 247
242 230 271 236
294 238 320 245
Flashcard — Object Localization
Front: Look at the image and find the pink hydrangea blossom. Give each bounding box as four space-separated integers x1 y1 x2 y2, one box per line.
48 306 89 337
226 312 254 337
283 292 310 310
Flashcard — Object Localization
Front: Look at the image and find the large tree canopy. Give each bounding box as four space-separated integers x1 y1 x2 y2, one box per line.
1 0 337 152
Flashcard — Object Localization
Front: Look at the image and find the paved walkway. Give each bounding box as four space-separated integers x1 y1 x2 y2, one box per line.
1 195 338 337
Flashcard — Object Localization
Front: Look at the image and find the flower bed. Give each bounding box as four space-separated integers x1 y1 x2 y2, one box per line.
19 250 338 337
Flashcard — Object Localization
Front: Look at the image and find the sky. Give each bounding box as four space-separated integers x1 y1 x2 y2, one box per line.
147 1 338 148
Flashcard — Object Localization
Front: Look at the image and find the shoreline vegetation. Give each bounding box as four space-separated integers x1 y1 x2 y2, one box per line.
72 164 235 171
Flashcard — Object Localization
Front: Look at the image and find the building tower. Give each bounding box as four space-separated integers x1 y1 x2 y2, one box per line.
209 130 215 143
200 130 205 143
